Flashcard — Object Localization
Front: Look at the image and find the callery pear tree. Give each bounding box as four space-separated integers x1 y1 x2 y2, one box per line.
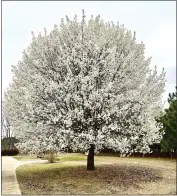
4 10 166 169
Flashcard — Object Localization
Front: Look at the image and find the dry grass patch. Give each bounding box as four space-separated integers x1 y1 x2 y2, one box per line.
15 154 176 194
16 158 168 195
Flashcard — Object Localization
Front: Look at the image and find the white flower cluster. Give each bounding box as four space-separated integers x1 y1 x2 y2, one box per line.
4 12 166 156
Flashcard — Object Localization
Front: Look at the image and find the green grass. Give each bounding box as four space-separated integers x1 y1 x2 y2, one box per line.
15 154 176 194
13 154 39 161
13 153 87 162
41 153 87 162
60 154 87 161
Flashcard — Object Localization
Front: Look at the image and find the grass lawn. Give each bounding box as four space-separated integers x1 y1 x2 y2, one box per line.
15 153 176 194
13 154 39 161
13 153 86 162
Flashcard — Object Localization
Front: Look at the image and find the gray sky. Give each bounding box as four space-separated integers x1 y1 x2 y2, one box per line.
2 1 176 108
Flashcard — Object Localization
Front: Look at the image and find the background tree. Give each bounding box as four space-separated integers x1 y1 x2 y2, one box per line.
2 102 13 138
156 88 177 158
4 10 166 169
1 102 19 153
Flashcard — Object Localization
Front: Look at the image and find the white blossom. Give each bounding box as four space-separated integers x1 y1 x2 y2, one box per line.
4 12 165 156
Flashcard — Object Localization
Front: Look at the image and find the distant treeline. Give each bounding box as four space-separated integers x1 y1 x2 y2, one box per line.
2 137 176 159
1 137 19 156
66 143 177 159
100 144 177 159
1 137 18 149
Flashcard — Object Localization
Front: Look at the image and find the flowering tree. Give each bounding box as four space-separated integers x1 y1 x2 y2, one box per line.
4 10 166 169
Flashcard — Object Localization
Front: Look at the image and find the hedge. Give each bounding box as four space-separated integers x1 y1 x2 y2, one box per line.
1 148 19 156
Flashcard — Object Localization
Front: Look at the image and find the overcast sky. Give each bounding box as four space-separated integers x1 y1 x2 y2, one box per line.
2 1 176 108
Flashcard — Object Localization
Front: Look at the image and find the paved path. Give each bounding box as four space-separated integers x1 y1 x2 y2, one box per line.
2 156 47 195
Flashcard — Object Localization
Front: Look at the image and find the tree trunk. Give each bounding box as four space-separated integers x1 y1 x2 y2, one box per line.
87 144 95 170
169 151 172 159
170 153 172 159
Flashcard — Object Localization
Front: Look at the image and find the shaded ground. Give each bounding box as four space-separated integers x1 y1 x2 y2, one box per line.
15 154 176 195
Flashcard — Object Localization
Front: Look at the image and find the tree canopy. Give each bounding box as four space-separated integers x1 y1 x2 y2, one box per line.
4 11 166 160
